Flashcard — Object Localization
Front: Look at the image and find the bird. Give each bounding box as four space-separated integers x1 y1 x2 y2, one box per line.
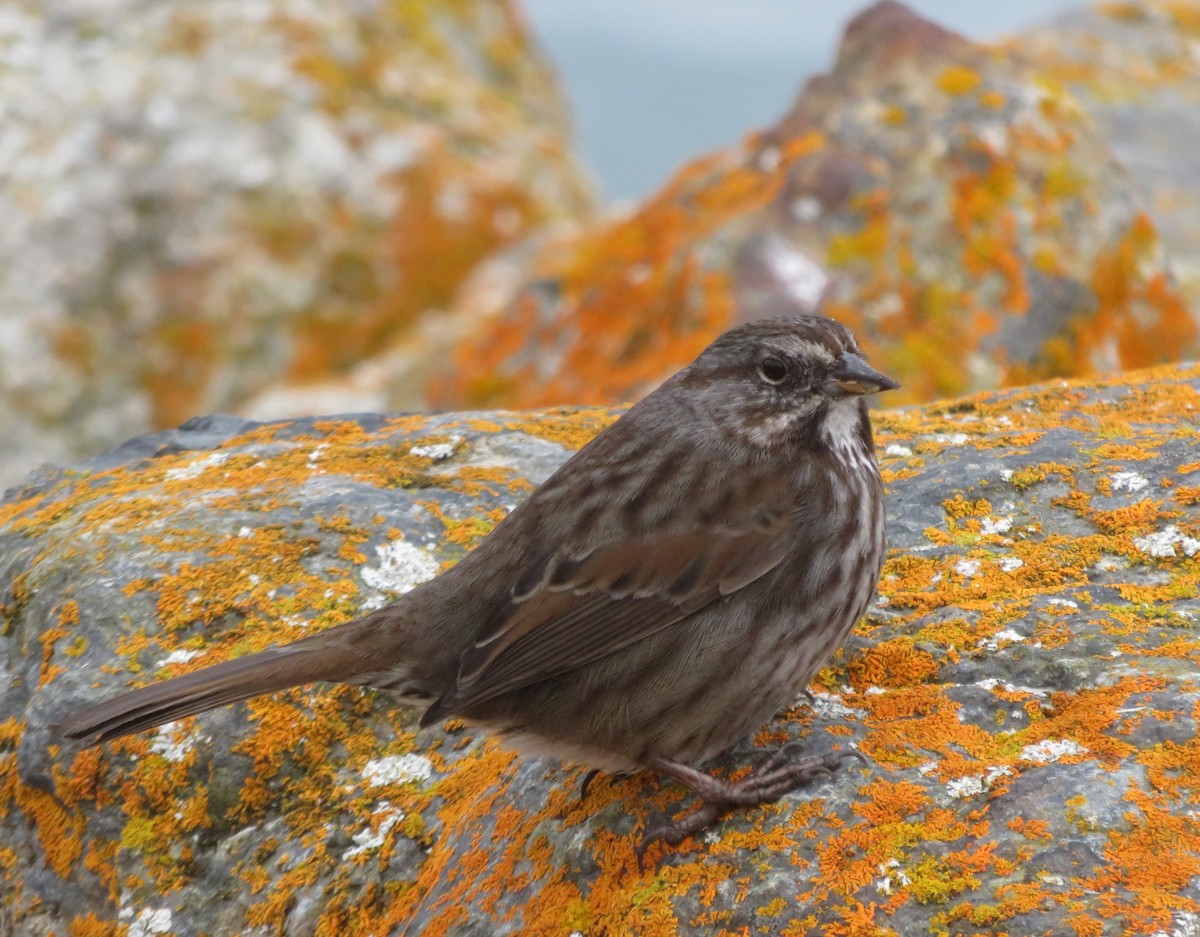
59 313 898 844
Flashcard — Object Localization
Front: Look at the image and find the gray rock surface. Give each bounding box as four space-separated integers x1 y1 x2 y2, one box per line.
3 366 1200 935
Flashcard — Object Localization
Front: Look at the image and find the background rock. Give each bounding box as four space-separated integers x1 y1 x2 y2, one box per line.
11 0 1200 495
426 2 1198 413
1017 0 1200 307
0 0 593 490
3 363 1200 935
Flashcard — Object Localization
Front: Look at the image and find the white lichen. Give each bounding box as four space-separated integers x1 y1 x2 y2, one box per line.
156 648 200 667
875 858 911 896
164 452 229 481
409 437 461 461
945 765 1012 799
806 690 866 720
1020 738 1088 763
126 908 172 937
360 539 439 605
362 753 433 788
978 628 1025 651
954 558 981 578
148 721 205 763
1133 525 1200 558
1110 471 1149 493
342 802 404 860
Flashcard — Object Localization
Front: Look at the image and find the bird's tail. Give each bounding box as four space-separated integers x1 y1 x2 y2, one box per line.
58 637 370 745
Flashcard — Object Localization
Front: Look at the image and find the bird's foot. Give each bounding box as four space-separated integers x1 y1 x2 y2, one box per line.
638 745 864 862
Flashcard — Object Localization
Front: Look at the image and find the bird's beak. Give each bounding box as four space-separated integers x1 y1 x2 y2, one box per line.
829 352 900 396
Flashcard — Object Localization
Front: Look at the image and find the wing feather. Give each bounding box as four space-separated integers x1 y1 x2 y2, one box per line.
420 468 798 725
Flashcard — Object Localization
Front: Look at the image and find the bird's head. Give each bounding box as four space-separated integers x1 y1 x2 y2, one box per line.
681 314 898 454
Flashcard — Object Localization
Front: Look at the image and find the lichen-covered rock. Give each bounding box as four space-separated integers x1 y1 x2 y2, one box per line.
4 363 1200 935
0 0 593 489
1017 0 1200 309
429 1 1197 412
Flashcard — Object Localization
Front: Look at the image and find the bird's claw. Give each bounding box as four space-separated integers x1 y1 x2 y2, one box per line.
636 746 866 870
579 768 603 802
636 803 722 873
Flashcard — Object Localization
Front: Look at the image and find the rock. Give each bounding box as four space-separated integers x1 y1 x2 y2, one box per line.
428 1 1197 411
4 362 1200 935
0 0 594 490
1016 0 1200 308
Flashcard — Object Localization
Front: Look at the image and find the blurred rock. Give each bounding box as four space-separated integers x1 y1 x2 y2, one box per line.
427 0 1198 410
0 0 593 489
1016 0 1200 306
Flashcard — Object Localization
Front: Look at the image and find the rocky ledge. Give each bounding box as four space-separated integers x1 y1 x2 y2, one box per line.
2 365 1200 936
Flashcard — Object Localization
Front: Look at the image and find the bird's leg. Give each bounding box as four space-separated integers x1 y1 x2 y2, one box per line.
643 745 865 846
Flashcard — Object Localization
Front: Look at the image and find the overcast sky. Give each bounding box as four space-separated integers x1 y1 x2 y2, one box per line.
522 0 1082 201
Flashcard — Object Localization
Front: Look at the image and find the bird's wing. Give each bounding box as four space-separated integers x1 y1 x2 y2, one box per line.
421 473 796 723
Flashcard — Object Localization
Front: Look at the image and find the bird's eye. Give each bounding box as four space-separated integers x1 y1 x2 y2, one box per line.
758 356 788 384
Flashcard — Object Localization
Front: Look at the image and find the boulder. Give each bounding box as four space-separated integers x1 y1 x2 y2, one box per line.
428 1 1197 412
3 362 1200 935
1017 0 1200 308
0 0 593 489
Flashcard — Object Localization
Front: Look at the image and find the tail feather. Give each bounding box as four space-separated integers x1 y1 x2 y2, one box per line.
59 640 365 745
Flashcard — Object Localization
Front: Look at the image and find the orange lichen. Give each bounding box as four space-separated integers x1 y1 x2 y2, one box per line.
38 601 79 688
942 495 993 520
68 915 121 937
847 640 940 690
1082 789 1200 933
1171 485 1200 506
429 32 1196 418
937 65 983 95
9 776 85 878
1007 817 1053 841
286 152 542 385
431 132 823 410
5 359 1200 933
501 408 622 452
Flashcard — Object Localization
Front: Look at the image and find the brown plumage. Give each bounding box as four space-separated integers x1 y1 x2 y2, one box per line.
60 314 897 842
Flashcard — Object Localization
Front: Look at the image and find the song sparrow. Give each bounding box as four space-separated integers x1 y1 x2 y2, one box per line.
60 314 897 843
